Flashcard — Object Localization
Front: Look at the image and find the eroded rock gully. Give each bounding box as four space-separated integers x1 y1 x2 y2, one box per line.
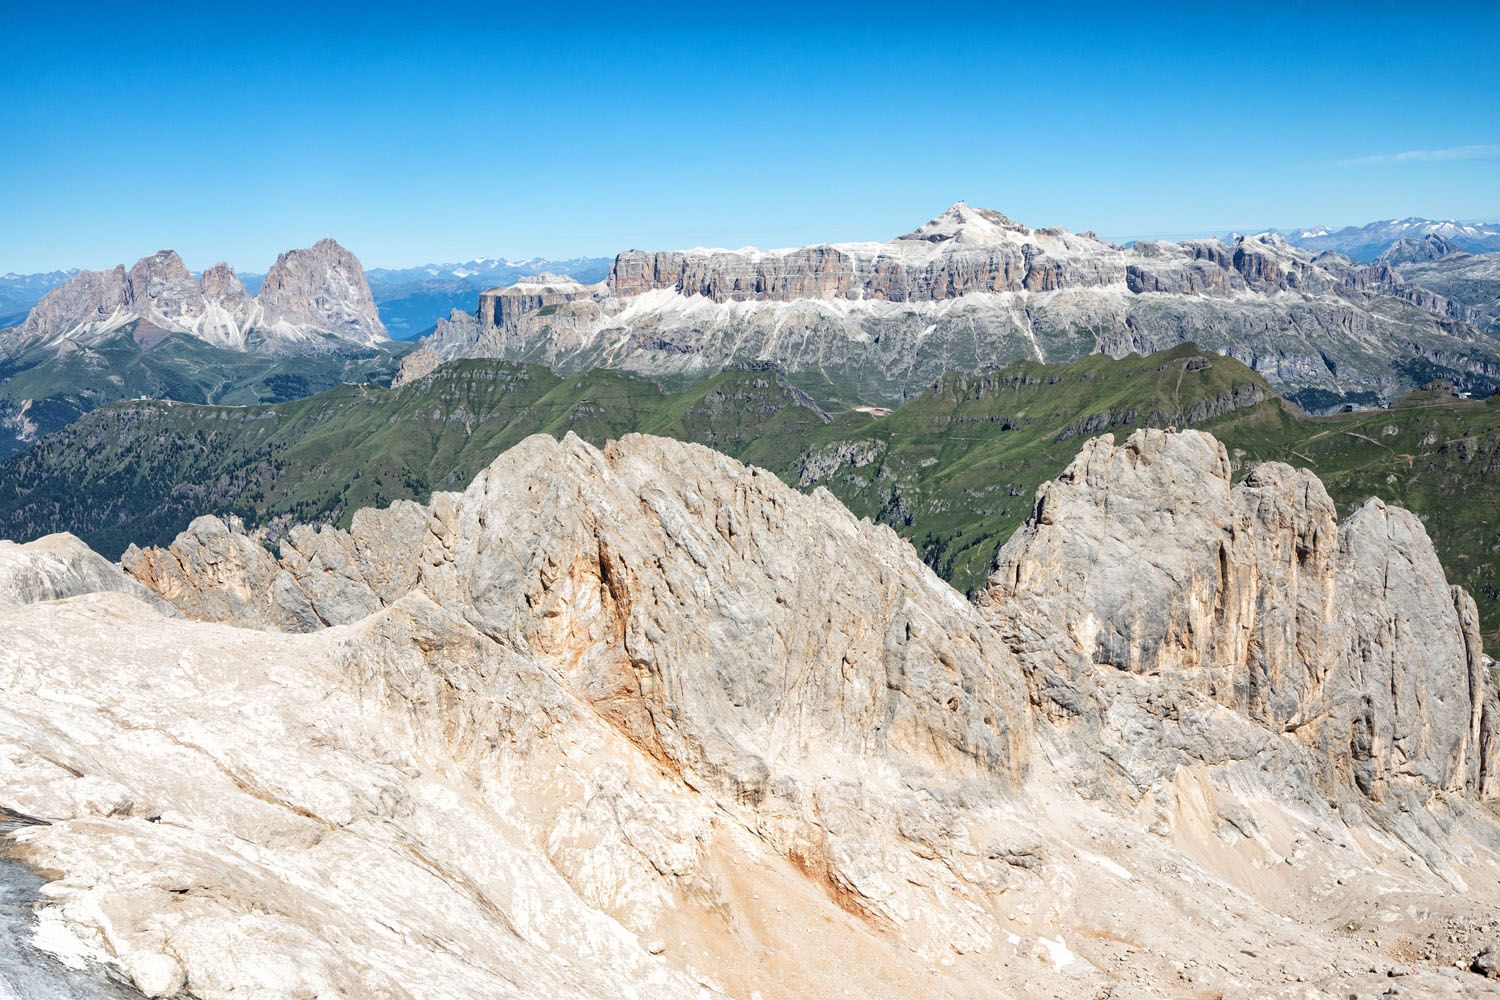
2 429 1497 998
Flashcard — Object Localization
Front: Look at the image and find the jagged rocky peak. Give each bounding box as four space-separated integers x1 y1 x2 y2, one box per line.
17 265 129 343
197 260 249 301
982 427 1497 815
256 237 386 345
126 249 198 307
897 201 1034 243
4 238 386 357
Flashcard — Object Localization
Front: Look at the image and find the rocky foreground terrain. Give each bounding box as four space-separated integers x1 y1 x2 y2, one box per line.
2 238 387 358
415 204 1500 404
2 427 1499 998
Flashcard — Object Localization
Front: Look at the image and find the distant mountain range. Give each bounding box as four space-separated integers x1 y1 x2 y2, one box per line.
6 209 1500 460
0 239 405 457
0 269 78 328
0 256 612 343
7 239 387 356
410 203 1500 407
1281 217 1500 260
363 257 611 339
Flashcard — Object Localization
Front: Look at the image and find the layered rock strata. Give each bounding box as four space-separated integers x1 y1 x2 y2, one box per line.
422 204 1500 402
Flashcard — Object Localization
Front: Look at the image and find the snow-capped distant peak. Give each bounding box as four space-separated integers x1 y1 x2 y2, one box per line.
899 202 1033 245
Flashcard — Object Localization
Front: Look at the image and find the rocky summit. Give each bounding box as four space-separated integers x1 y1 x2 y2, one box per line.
3 238 387 357
2 428 1498 998
409 203 1500 404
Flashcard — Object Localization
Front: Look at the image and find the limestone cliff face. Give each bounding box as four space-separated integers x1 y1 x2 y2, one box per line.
123 433 1034 942
425 204 1500 402
477 273 594 327
982 428 1496 812
254 238 386 347
6 430 1500 999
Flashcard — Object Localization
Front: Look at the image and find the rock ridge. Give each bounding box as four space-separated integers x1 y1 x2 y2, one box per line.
1 427 1498 997
6 239 387 357
426 204 1500 403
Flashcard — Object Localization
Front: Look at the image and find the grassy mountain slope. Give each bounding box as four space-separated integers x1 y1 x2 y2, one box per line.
0 326 408 459
0 361 849 560
1 344 1496 646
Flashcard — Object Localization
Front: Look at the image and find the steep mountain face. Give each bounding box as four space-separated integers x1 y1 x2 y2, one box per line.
414 204 1500 405
1391 249 1500 333
1286 217 1500 261
3 429 1499 997
982 430 1496 815
3 239 387 358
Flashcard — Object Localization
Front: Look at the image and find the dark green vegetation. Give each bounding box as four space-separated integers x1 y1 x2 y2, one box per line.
0 327 408 459
0 360 847 562
2 343 1497 647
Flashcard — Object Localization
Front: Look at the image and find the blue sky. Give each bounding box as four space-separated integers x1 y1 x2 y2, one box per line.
3 1 1498 273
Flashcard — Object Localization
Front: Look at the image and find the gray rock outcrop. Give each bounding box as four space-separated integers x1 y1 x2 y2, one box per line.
1377 233 1461 266
423 204 1500 403
5 240 387 357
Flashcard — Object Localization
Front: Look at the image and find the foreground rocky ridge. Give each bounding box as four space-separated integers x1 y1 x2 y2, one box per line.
4 239 387 357
3 430 1500 997
414 203 1500 403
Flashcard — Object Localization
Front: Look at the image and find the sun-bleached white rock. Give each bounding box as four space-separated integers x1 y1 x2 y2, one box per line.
4 430 1500 998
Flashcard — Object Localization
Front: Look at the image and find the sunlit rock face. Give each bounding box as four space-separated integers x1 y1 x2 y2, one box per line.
417 204 1499 403
5 239 386 357
2 430 1499 999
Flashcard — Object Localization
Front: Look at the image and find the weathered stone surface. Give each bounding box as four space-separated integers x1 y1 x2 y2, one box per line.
4 429 1500 998
5 240 386 357
981 429 1497 824
0 532 173 613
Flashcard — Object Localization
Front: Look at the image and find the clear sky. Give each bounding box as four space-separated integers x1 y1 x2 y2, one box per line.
4 1 1499 273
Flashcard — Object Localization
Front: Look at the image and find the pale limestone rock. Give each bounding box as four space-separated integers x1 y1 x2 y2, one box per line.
122 434 1036 939
982 429 1497 830
3 430 1499 998
0 532 173 613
